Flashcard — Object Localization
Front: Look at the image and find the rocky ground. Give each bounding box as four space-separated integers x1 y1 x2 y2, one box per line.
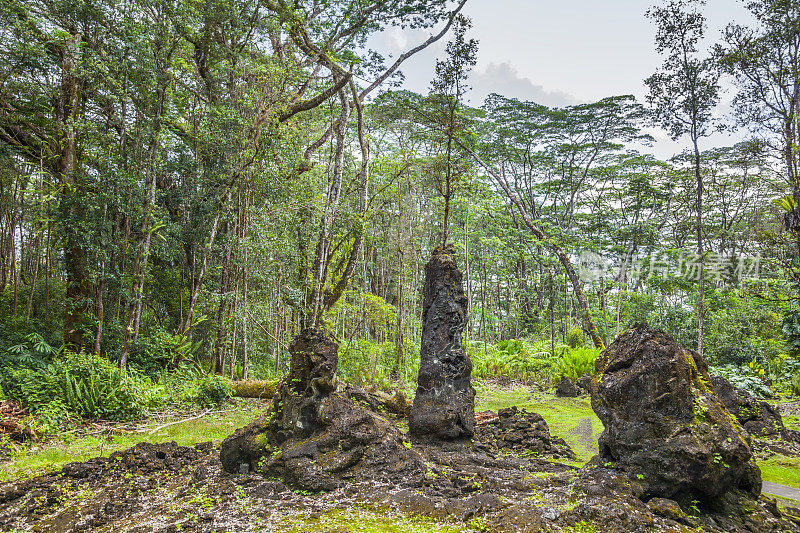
2 319 799 532
0 417 798 532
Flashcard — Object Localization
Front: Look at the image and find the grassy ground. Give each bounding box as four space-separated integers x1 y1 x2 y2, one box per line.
759 454 800 489
2 384 798 495
784 415 800 432
0 400 267 483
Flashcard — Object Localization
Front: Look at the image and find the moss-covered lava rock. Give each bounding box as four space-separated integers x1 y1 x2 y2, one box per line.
220 327 424 492
590 324 761 502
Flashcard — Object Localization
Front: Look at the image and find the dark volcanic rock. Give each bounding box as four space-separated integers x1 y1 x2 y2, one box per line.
710 375 786 439
279 327 339 437
220 327 424 491
2 430 798 533
221 327 339 474
555 376 580 397
576 374 592 393
229 392 424 492
410 244 475 440
477 406 576 459
590 324 761 502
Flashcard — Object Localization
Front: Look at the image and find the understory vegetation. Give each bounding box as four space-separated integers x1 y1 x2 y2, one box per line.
0 0 799 517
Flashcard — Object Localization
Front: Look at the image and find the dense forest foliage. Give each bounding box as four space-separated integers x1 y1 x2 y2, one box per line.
1 0 799 428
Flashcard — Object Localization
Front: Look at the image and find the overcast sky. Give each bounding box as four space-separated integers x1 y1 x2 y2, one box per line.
369 0 755 159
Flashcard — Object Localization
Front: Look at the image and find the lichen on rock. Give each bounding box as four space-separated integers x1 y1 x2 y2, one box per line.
590 323 761 503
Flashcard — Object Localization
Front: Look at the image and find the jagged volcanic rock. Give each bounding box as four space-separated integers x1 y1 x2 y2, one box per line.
409 244 475 440
220 327 424 491
477 406 576 459
711 375 798 441
555 376 580 397
590 324 761 502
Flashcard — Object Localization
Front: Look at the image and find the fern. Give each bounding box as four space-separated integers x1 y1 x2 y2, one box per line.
552 347 600 381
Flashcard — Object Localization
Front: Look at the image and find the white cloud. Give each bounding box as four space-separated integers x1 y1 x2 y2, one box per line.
380 26 410 54
468 62 580 108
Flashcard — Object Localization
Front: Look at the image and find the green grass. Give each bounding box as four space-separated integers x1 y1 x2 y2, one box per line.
270 507 472 532
783 415 800 432
475 383 602 464
0 400 266 483
759 454 800 489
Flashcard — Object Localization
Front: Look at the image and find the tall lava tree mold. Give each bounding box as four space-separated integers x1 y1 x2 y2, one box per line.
409 244 476 439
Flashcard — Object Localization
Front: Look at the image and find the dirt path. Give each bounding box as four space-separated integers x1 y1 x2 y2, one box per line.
569 417 596 450
763 481 800 502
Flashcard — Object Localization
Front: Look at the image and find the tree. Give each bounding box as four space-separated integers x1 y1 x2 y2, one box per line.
462 95 651 349
717 0 800 259
645 0 720 355
428 15 478 246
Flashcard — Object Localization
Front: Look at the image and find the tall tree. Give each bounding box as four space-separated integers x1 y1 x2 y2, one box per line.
717 0 800 260
645 0 720 355
428 14 478 246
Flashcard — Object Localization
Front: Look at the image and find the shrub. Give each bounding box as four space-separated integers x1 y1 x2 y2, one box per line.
1 350 159 421
32 399 75 435
566 327 587 349
54 351 155 420
468 338 555 383
551 347 600 382
128 328 179 378
155 363 234 408
1 332 58 370
710 364 773 398
194 374 233 408
782 310 800 354
1 364 60 410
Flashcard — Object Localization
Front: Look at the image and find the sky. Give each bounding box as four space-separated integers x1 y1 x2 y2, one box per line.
369 0 756 159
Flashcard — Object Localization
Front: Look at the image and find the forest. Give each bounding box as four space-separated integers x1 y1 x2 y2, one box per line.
0 0 800 531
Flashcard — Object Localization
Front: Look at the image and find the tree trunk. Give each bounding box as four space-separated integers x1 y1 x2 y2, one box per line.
694 138 705 357
392 185 404 381
181 188 229 334
59 33 91 349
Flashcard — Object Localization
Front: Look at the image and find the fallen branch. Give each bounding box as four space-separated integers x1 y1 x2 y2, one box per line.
140 408 236 436
233 380 278 399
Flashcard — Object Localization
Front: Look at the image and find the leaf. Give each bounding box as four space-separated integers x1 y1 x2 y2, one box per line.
773 195 796 212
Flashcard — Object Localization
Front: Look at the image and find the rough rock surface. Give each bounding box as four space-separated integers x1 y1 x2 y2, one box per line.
278 327 339 439
220 327 424 491
711 375 796 440
555 376 580 397
410 244 475 440
476 406 576 459
576 374 592 393
3 437 796 533
223 392 424 492
590 324 761 502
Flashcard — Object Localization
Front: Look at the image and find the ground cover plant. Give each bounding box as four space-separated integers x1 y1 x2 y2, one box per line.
0 0 800 530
